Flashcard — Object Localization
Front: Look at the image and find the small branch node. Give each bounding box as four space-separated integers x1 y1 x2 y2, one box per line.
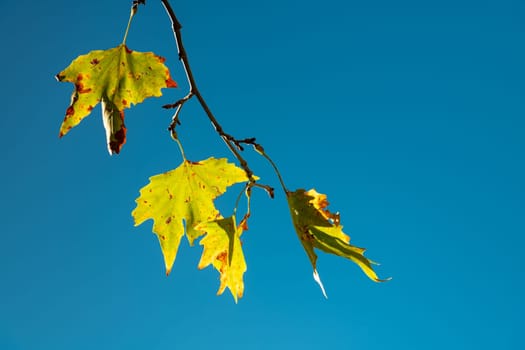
132 0 146 12
251 183 275 199
162 92 193 109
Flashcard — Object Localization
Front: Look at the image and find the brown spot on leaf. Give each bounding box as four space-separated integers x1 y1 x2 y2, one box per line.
87 105 94 112
90 58 100 65
160 235 166 241
217 251 227 264
108 117 127 154
157 55 166 63
301 231 314 242
125 46 133 54
122 99 128 106
165 217 172 224
76 80 92 94
65 106 75 117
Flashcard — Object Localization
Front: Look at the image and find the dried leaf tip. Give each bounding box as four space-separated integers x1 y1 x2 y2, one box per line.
313 269 328 299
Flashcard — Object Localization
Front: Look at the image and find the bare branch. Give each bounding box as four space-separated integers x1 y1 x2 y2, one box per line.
160 0 263 186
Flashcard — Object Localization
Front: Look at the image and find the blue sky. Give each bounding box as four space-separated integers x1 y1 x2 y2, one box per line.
1 0 524 349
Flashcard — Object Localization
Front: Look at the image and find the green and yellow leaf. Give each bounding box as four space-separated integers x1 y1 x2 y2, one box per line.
132 158 250 275
196 216 247 303
56 44 176 154
287 189 389 297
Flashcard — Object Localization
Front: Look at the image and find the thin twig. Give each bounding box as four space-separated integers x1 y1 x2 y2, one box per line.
165 92 194 133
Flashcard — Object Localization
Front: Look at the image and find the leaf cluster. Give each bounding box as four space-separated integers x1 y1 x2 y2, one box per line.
56 0 388 301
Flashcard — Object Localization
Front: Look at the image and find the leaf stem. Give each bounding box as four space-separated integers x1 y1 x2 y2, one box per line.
122 5 137 45
256 147 289 193
172 135 187 161
233 184 250 218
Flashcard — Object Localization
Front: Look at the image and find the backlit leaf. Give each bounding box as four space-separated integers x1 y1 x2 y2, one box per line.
196 216 247 302
287 189 389 297
56 44 176 154
132 158 250 275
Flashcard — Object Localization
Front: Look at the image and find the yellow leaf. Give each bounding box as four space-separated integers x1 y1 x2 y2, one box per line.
287 189 389 296
56 44 176 154
132 158 250 275
196 216 247 302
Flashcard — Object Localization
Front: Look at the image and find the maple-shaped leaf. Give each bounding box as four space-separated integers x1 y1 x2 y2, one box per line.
132 158 251 275
287 189 389 297
56 44 176 154
195 216 247 302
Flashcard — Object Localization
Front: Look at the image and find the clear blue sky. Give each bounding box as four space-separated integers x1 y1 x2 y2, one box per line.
1 0 524 349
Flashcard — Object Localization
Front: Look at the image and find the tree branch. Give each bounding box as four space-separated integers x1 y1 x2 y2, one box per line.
160 0 277 198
